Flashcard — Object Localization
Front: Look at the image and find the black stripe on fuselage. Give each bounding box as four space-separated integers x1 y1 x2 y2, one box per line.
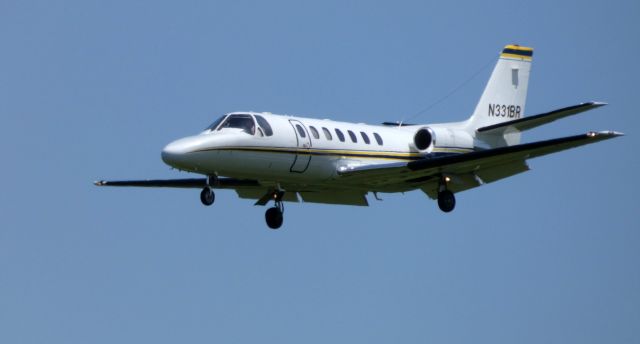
192 147 468 161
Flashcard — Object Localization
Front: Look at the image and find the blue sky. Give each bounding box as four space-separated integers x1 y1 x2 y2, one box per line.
1 1 638 343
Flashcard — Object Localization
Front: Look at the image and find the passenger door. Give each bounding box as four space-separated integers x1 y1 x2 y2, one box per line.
289 120 312 173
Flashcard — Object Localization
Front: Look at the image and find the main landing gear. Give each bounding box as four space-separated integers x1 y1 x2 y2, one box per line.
265 204 284 230
437 176 456 213
437 189 455 212
265 191 285 230
199 180 285 229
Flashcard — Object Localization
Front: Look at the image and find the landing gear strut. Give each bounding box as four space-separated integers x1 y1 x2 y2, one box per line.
200 187 215 206
199 175 217 206
437 176 455 212
265 191 285 229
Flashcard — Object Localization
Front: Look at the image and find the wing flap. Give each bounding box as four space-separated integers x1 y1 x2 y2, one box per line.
299 191 369 206
238 189 300 203
418 160 530 199
475 160 530 184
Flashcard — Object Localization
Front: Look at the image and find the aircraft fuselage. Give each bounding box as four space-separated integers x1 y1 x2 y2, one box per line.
161 112 470 187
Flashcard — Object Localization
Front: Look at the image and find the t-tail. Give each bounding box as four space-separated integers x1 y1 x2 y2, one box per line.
465 45 533 146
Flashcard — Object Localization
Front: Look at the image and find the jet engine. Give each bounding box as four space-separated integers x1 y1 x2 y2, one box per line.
412 127 474 153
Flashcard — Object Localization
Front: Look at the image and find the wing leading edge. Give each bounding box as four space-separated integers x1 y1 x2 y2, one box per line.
94 178 260 189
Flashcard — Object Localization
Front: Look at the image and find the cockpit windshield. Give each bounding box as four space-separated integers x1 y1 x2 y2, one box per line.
206 115 226 131
255 115 273 136
217 114 255 135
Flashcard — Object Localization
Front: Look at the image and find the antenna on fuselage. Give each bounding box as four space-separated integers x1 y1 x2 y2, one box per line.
381 121 414 127
401 54 495 124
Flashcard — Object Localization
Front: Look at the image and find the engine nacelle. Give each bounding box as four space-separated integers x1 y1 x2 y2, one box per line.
413 127 474 153
413 128 434 151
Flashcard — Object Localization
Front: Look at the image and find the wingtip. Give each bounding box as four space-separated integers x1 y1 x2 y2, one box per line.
587 130 624 138
588 101 608 107
94 180 105 186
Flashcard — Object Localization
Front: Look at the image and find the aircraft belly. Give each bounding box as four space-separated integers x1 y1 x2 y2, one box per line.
298 155 337 180
185 150 421 192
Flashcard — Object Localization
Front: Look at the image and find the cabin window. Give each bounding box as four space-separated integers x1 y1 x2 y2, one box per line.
309 126 320 139
373 133 383 145
335 129 345 142
361 132 370 144
255 115 274 136
347 130 357 143
322 127 332 140
206 115 227 131
295 124 306 138
218 114 255 135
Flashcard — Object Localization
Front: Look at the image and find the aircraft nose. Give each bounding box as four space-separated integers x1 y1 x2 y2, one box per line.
161 138 193 166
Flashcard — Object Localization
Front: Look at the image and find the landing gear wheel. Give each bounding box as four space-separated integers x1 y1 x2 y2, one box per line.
200 187 215 206
437 190 455 213
265 207 283 229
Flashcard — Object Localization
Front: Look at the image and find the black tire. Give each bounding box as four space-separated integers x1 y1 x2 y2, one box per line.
265 207 283 229
437 190 455 213
200 187 215 206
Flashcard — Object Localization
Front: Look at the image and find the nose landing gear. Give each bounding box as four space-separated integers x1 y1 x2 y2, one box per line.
200 187 215 206
199 176 218 206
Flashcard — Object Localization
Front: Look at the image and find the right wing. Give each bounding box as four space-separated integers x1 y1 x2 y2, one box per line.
338 131 623 197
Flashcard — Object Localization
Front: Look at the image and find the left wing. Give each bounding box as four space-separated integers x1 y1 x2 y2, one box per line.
94 178 259 189
95 178 368 206
338 131 623 196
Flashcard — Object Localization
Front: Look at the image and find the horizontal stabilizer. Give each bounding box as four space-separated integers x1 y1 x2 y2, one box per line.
477 101 607 135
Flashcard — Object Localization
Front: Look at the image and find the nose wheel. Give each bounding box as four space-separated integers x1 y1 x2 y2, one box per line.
200 187 215 206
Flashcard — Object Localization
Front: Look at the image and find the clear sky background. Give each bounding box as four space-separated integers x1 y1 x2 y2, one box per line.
1 1 638 343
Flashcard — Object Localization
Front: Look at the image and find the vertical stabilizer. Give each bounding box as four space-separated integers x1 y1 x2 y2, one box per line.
466 45 533 146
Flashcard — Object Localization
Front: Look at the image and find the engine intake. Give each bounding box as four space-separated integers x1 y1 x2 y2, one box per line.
414 128 433 151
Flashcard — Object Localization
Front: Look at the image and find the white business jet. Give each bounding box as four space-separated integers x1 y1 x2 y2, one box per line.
95 45 622 229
